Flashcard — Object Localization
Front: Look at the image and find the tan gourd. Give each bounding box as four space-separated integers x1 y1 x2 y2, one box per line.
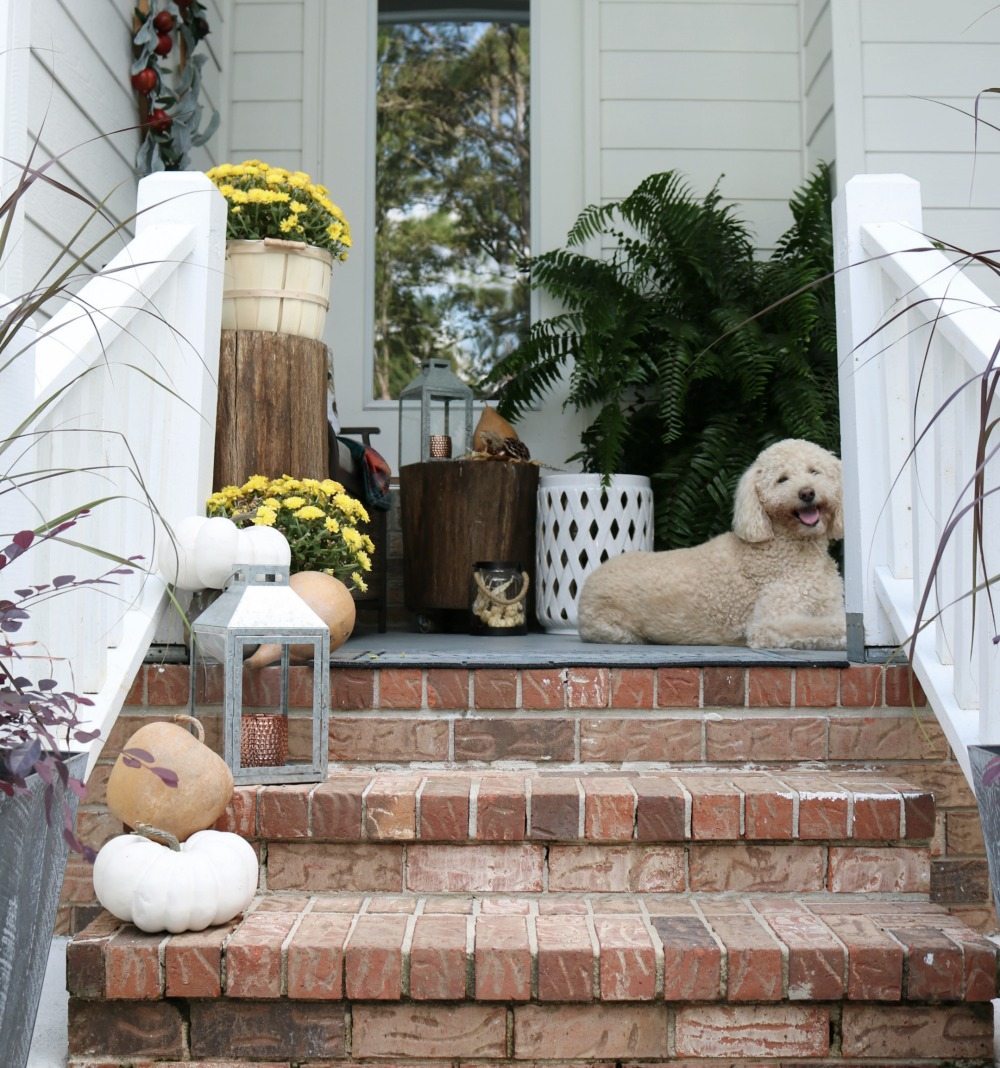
472 405 520 452
245 570 355 668
105 715 234 841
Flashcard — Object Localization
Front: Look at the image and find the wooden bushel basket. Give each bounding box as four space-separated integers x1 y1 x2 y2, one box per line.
222 238 333 340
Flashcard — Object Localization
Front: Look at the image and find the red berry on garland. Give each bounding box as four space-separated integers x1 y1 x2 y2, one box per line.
154 32 172 55
175 0 192 7
130 67 157 94
148 108 173 133
194 17 210 37
152 10 175 32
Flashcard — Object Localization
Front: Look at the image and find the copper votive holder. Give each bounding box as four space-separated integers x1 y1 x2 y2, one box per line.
241 713 288 767
429 434 452 459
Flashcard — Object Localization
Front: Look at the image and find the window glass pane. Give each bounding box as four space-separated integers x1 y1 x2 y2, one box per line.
374 16 530 399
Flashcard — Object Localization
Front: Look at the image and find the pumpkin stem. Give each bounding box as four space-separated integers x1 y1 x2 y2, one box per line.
173 713 206 743
135 823 182 851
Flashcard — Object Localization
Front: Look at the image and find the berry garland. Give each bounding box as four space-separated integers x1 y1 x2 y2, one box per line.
131 1 219 174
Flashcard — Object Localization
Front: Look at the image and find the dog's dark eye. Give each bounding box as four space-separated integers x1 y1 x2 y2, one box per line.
776 475 788 484
808 468 818 475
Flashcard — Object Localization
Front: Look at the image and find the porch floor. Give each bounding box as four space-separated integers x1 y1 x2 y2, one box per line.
334 626 851 668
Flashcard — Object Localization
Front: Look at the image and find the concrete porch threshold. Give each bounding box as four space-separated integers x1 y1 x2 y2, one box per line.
332 627 850 668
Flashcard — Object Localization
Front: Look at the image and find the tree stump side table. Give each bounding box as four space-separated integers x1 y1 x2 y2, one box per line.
213 329 327 488
399 460 539 627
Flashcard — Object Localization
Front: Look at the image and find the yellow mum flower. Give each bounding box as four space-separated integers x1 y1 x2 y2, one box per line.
356 550 372 572
279 215 300 234
321 479 343 495
293 505 325 521
252 506 277 527
324 517 340 534
242 474 269 493
342 527 363 550
282 496 306 510
351 572 368 593
263 497 281 509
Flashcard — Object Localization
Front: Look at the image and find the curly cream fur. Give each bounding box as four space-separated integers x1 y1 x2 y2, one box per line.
577 439 846 649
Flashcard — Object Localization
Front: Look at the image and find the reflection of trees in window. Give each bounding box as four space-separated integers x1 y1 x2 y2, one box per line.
374 19 529 400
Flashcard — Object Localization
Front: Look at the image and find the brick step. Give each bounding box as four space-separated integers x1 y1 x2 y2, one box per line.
66 894 997 1065
220 767 934 845
213 768 934 899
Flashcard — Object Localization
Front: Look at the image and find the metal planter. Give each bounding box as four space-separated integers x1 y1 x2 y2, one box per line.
0 750 87 1068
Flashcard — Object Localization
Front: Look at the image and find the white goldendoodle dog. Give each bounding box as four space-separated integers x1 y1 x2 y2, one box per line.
577 439 846 649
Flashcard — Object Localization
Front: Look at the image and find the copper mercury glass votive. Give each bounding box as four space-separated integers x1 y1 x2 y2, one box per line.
240 713 289 767
428 434 452 459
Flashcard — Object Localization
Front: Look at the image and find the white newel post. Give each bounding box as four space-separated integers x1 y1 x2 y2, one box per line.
833 174 923 656
135 172 227 522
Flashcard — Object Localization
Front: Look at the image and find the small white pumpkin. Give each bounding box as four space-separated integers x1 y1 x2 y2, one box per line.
93 824 258 933
156 515 208 591
236 525 291 569
194 516 242 589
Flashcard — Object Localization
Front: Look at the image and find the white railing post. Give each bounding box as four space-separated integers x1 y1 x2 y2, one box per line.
833 174 923 655
135 172 226 522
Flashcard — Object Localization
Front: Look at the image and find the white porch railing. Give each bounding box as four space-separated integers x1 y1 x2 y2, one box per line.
835 173 1000 784
1 172 226 777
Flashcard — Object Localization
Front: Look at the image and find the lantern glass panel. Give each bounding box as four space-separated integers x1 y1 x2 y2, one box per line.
397 357 475 466
188 565 331 784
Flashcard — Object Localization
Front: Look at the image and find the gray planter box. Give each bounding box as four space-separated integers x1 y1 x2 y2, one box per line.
968 744 1000 915
0 750 87 1068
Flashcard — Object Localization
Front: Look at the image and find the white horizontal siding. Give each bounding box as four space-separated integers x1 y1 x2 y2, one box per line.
228 0 304 161
600 50 799 101
600 2 799 52
602 148 802 199
860 0 1000 42
603 99 801 151
802 0 832 174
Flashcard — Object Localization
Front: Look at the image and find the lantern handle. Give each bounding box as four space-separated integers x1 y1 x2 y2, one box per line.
173 713 206 743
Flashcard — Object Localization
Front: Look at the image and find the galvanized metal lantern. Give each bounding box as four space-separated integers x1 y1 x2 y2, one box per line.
397 357 475 467
188 564 330 784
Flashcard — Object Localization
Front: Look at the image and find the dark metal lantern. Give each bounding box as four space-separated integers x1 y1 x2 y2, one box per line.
397 357 474 467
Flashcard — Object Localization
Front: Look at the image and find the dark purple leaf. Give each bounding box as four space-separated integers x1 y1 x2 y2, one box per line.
120 754 142 769
0 553 7 569
38 678 57 691
123 747 155 762
73 728 100 742
110 568 134 576
52 575 75 587
1 620 23 633
149 765 179 788
13 530 34 549
35 760 54 786
14 589 33 598
983 757 1000 786
9 738 41 778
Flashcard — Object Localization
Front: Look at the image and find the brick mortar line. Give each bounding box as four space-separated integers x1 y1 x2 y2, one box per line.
746 897 790 999
279 908 309 997
691 897 728 999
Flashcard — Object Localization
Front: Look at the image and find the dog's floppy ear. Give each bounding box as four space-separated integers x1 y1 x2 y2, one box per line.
826 454 845 539
733 466 772 542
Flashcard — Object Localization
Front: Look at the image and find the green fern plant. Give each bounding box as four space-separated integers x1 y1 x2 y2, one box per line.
484 165 839 549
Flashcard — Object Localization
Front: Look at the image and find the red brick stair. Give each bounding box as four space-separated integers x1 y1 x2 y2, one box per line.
63 661 998 1066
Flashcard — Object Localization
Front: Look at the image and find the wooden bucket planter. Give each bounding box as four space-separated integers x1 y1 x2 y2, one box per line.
222 238 333 340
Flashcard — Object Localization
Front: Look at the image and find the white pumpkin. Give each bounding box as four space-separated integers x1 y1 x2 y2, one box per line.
236 525 291 569
93 825 258 933
156 515 208 591
194 516 242 589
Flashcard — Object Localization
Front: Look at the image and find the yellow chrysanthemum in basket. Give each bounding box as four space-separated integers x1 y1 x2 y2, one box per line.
205 160 352 261
207 475 373 591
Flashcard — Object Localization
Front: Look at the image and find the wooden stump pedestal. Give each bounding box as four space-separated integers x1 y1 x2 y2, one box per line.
399 460 539 625
214 330 327 488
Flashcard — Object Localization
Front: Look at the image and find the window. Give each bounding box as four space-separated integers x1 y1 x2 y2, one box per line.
374 2 530 399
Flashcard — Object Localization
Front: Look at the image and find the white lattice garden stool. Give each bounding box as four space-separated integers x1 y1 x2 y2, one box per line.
535 473 654 633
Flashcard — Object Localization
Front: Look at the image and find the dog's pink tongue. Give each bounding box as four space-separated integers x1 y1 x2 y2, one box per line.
797 506 821 527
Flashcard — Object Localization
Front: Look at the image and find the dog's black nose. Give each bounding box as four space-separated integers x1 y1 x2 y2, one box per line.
799 488 815 504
